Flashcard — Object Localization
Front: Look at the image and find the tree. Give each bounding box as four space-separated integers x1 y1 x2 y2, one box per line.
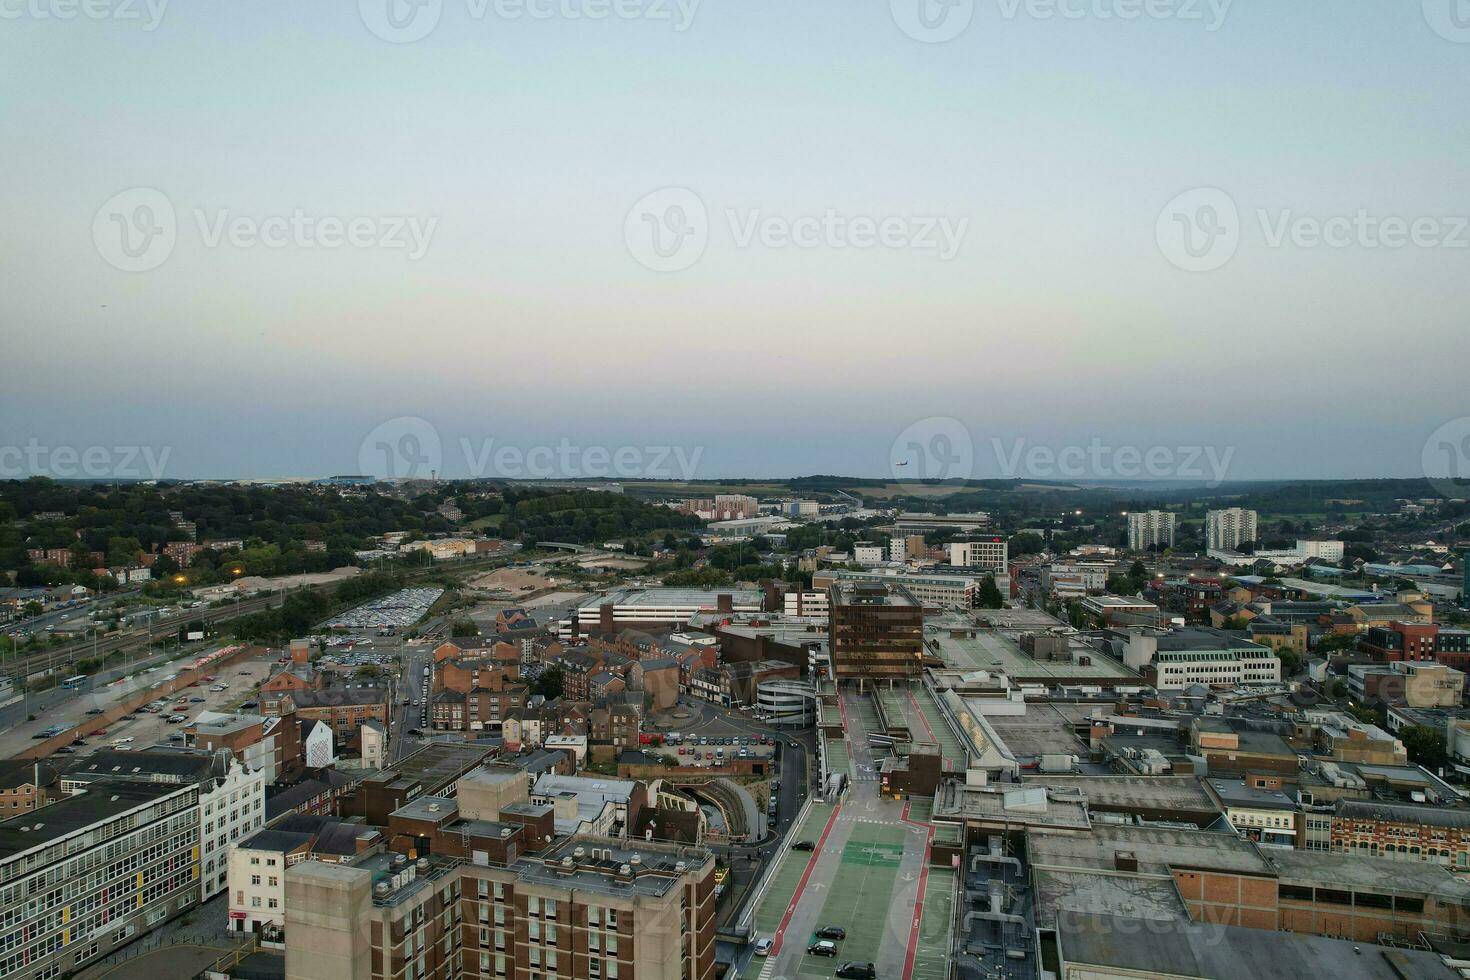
451 620 480 638
1400 725 1448 770
532 665 564 699
975 576 1005 609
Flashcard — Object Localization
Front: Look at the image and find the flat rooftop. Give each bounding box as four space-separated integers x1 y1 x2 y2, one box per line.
1057 911 1459 979
576 588 763 609
371 742 497 792
1024 775 1220 815
1266 849 1470 902
1205 777 1297 811
1027 824 1272 877
933 783 1091 831
927 629 1139 683
1033 869 1187 928
510 835 711 899
0 780 190 860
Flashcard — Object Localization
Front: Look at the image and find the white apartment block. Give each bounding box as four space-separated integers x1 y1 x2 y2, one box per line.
1127 511 1176 551
229 837 291 935
199 758 268 901
853 543 886 565
948 537 1009 572
1206 508 1259 551
713 494 758 520
1297 539 1344 563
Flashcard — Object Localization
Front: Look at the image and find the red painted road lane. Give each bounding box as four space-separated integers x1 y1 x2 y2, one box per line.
771 803 844 956
899 801 936 980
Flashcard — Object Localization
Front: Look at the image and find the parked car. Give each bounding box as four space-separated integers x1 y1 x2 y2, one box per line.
85 708 104 715
836 963 876 979
792 840 815 851
240 701 258 709
754 938 773 957
807 941 837 957
816 926 846 940
55 746 76 755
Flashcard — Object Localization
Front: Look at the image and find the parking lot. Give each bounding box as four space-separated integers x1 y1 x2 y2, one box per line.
57 655 277 758
652 733 776 769
318 587 443 631
739 690 937 980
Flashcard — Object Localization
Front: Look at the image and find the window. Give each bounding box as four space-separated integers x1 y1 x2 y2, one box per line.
251 875 261 886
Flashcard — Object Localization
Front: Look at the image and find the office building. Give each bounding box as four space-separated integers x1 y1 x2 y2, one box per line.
0 781 201 979
1123 628 1281 689
1206 508 1259 551
813 569 976 609
62 747 265 902
1126 510 1176 551
827 581 924 682
947 536 1008 572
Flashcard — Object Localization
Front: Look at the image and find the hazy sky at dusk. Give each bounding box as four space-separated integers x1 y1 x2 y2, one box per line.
3 0 1467 482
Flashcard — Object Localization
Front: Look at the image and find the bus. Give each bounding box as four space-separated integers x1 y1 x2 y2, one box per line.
60 675 88 690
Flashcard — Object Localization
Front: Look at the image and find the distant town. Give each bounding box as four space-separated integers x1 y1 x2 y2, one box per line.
0 474 1467 980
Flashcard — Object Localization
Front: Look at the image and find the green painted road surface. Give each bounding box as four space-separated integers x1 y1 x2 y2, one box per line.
912 868 956 980
909 688 966 769
794 822 910 980
854 697 883 736
906 796 934 822
823 735 852 779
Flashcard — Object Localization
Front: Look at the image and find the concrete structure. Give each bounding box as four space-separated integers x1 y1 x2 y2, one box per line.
814 568 976 609
1126 510 1176 551
948 535 1009 572
284 835 715 980
562 588 764 637
755 678 816 725
1206 507 1259 551
1123 628 1281 689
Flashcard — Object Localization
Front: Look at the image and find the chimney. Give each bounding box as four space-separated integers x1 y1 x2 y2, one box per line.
1114 850 1138 872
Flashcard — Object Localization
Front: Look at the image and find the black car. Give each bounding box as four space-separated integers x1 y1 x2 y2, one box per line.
240 701 258 709
836 963 875 979
792 840 815 851
816 926 846 940
807 942 838 957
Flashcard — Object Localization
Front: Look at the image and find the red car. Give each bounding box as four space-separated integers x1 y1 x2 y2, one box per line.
92 729 108 737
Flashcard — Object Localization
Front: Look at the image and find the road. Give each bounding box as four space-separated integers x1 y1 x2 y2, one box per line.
732 688 935 980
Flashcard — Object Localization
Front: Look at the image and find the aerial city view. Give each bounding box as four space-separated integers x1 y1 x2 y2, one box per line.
3 2 1469 980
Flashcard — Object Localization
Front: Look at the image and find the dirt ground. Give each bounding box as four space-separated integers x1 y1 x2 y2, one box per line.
468 566 552 592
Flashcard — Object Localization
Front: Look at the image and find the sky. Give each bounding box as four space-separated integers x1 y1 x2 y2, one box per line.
2 0 1468 485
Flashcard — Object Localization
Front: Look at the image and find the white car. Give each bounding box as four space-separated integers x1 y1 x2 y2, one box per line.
755 938 773 957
